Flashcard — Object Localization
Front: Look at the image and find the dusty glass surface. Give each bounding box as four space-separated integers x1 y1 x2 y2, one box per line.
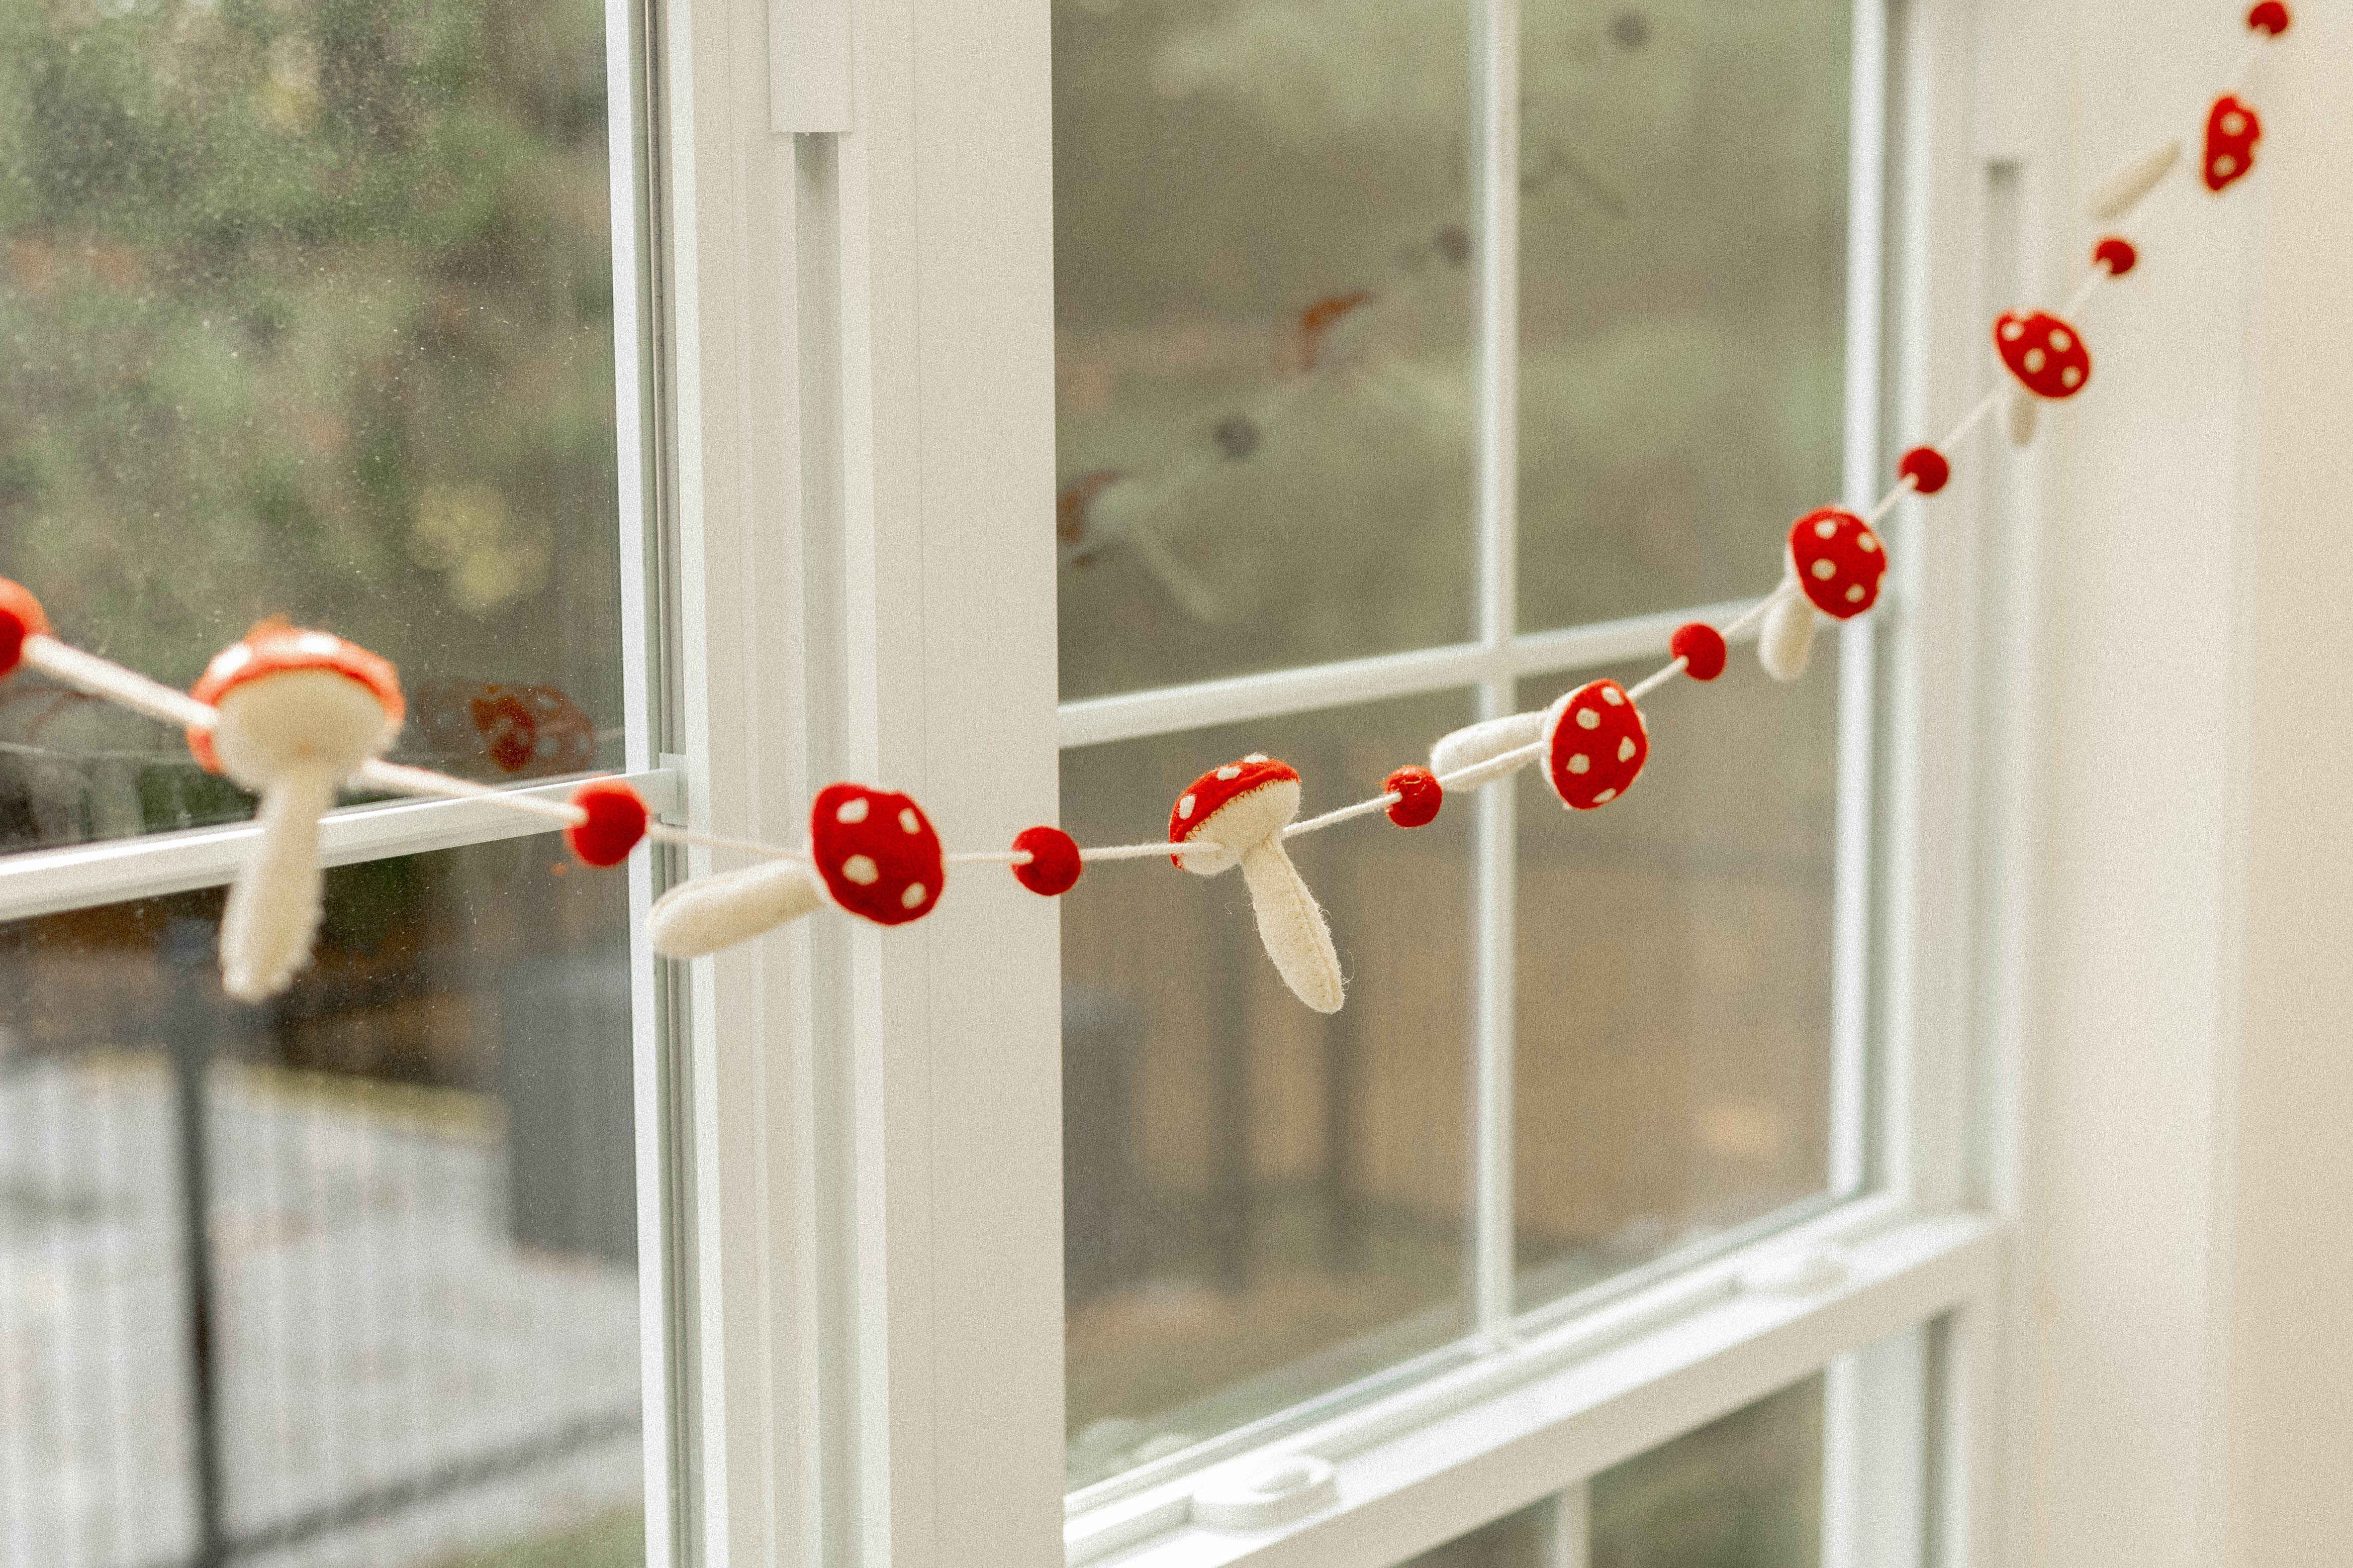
1062 691 1475 1487
0 836 643 1567
0 0 625 854
1517 0 1851 631
1052 0 1477 702
1393 1500 1550 1568
1513 654 1839 1309
1591 1375 1823 1568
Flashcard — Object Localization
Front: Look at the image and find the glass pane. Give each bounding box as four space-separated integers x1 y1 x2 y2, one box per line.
1513 653 1839 1310
1052 0 1477 702
1063 691 1475 1487
0 836 643 1567
1 0 626 855
1395 1500 1550 1568
1516 0 1852 632
1592 1375 1824 1568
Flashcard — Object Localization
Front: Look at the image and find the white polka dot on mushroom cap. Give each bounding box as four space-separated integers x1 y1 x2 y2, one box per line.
296 631 341 656
1576 708 1600 730
900 883 926 909
1568 753 1590 774
2002 320 2024 340
1244 753 1268 763
836 797 869 824
1813 559 1836 579
1594 788 1617 804
1618 737 1635 761
843 854 879 885
1858 531 1878 552
1601 685 1623 705
1815 519 1838 538
2216 154 2237 175
2024 348 2046 373
2050 329 2072 351
1177 794 1195 819
2223 112 2245 134
211 646 253 678
1216 765 1240 780
1846 584 1865 603
2062 366 2082 388
899 808 919 834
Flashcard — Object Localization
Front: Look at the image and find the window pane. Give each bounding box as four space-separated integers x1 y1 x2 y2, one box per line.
1062 691 1474 1488
1513 653 1839 1310
1395 1501 1551 1568
1052 0 1477 702
1 0 626 854
1516 0 1851 632
1592 1375 1823 1568
0 836 642 1566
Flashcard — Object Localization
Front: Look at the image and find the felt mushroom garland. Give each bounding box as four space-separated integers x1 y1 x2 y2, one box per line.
0 3 2292 1010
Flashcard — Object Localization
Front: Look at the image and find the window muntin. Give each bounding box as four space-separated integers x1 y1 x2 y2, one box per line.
1055 0 1870 1499
0 0 627 856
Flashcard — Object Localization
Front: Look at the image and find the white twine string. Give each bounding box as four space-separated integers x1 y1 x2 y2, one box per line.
21 637 217 730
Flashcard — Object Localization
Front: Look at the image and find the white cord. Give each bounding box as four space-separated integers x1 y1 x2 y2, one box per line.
21 636 218 731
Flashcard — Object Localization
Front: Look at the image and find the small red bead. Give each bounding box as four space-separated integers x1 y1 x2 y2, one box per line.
1383 765 1443 827
1669 622 1728 682
2247 1 2289 36
566 779 650 867
1898 445 1951 496
1012 825 1082 896
2093 237 2137 276
0 578 52 681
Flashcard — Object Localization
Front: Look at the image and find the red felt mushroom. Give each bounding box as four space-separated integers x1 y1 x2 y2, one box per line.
567 778 650 867
1898 445 1951 496
2247 2 2290 36
0 578 51 681
1542 679 1648 810
1013 825 1083 896
1383 765 1443 827
187 625 407 1001
1995 311 2092 401
1789 507 1887 619
2203 95 2262 193
1669 621 1728 681
1169 754 1344 1013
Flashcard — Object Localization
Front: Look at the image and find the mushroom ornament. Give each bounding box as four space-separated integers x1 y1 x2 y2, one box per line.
1169 755 1345 1014
2203 94 2262 193
647 782 946 959
188 626 406 1001
1760 508 1887 682
1542 679 1649 810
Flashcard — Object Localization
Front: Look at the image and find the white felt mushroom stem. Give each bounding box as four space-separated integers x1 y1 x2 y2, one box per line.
1430 711 1545 780
2089 140 2181 223
648 858 829 959
1238 838 1345 1014
219 763 338 1001
2003 385 2040 447
1757 578 1817 683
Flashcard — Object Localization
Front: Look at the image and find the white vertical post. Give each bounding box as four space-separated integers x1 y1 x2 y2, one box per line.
1469 0 1523 1342
1822 1328 1928 1568
1544 1480 1592 1568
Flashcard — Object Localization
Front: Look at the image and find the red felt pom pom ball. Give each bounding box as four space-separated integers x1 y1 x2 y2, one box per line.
567 778 650 867
1898 445 1951 495
1383 765 1443 827
0 578 51 681
2093 237 2137 277
1668 621 1727 682
1012 825 1083 896
2247 2 2290 36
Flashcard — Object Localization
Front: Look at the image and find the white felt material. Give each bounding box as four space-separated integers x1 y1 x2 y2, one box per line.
649 858 828 959
2090 139 2181 222
2004 384 2040 447
220 764 338 1001
209 670 397 1001
1239 840 1345 1014
1175 776 1298 876
1758 588 1818 683
1430 711 1545 779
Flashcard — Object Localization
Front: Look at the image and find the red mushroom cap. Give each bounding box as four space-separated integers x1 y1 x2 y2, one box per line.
2093 237 2138 277
1787 507 1888 620
1543 679 1648 811
1897 445 1951 496
566 778 650 868
1669 621 1728 681
2203 95 2262 192
1382 765 1443 827
1012 825 1083 897
1168 753 1299 866
2247 2 2289 38
186 625 405 774
0 578 51 682
1994 310 2092 401
809 782 945 926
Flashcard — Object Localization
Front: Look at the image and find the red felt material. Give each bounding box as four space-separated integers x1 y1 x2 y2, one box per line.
1994 310 2093 400
1169 754 1299 864
1669 621 1728 681
0 578 49 681
1898 445 1951 495
2247 2 2290 36
810 782 945 926
1544 680 1648 811
1012 825 1083 896
566 779 650 867
1787 508 1888 620
187 624 405 774
2093 237 2138 277
1382 765 1443 827
2204 95 2262 192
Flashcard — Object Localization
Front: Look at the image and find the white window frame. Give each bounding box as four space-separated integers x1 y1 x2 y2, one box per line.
646 0 2062 1562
